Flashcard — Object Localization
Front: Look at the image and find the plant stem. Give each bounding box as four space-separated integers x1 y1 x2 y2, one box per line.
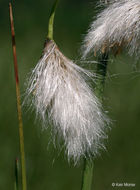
81 52 109 190
81 160 93 190
9 3 27 190
47 0 59 40
95 52 109 100
14 158 19 190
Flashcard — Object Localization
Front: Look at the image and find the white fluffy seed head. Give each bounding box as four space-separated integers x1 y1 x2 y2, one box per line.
25 39 109 163
83 0 140 58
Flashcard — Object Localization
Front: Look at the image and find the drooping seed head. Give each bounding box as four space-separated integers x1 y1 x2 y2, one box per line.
25 39 109 163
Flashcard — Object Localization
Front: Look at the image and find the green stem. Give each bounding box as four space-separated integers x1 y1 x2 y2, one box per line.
14 158 19 190
9 3 27 190
95 52 109 100
47 0 59 40
81 160 93 190
81 52 109 190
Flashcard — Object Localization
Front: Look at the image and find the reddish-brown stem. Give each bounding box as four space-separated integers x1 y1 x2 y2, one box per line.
9 3 27 190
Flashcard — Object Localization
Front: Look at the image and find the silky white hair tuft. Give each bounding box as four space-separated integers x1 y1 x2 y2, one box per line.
83 0 140 58
25 39 108 163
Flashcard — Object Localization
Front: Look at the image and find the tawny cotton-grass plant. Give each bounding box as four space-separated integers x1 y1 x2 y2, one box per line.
81 1 140 189
25 0 108 163
83 0 140 58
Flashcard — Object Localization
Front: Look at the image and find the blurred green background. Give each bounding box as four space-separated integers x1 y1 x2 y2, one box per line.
0 0 140 189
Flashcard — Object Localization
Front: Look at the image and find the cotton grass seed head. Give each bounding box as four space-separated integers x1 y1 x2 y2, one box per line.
25 39 109 163
83 0 140 58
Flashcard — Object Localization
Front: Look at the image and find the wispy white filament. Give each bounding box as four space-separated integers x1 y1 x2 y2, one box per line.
26 39 108 162
83 0 140 57
100 0 117 4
